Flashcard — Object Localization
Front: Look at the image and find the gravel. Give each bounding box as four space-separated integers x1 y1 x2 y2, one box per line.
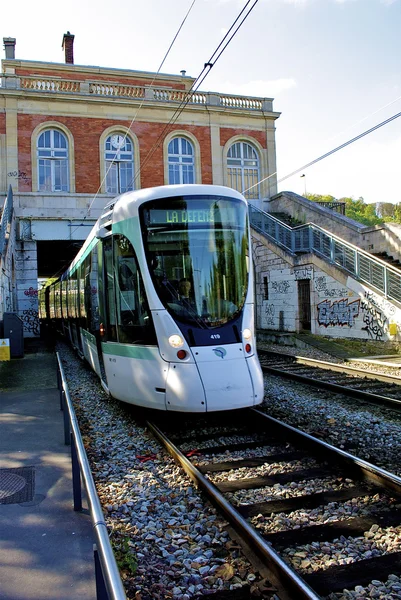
258 342 401 599
58 341 276 600
59 338 401 600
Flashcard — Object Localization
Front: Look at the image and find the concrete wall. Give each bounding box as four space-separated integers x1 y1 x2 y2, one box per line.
267 191 401 262
252 229 401 343
15 241 39 337
0 209 17 321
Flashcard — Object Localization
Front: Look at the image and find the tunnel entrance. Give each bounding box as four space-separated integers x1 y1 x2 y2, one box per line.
36 240 84 279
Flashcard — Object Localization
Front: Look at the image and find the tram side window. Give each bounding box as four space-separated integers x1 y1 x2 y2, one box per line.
114 235 157 345
78 263 87 320
103 238 118 342
90 245 100 333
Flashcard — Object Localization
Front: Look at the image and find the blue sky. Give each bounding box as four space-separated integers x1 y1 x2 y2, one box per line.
2 0 400 204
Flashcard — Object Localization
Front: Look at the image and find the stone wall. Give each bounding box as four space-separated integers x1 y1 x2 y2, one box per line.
15 240 39 337
251 230 401 343
267 191 401 262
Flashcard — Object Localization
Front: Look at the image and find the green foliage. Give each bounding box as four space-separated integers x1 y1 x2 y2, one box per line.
41 277 58 289
111 534 138 575
305 193 382 226
306 193 401 226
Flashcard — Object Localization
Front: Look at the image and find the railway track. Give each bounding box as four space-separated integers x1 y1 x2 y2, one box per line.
147 409 401 600
258 349 401 412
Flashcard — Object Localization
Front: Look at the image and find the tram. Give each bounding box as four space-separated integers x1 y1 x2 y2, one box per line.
39 184 264 412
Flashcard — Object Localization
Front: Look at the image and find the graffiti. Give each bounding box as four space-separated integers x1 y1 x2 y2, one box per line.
271 280 290 294
361 313 385 340
360 298 388 341
294 266 313 280
264 303 275 327
364 290 396 317
7 170 30 183
265 304 275 317
315 276 348 298
24 287 38 297
21 309 40 335
317 298 360 328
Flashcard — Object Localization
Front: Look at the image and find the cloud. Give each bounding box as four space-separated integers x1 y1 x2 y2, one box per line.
211 78 297 97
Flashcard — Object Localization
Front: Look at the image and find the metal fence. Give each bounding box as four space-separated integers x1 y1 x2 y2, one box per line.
249 204 401 305
316 201 346 215
56 353 127 600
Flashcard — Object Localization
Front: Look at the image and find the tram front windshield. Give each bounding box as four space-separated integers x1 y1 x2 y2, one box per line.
140 195 249 328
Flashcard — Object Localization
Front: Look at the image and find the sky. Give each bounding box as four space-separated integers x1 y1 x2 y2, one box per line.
2 0 400 205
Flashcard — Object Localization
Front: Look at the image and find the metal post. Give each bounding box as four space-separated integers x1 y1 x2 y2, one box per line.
62 391 70 445
58 370 63 411
71 433 83 512
94 545 110 600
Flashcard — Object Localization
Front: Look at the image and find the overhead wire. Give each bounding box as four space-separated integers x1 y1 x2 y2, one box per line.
49 0 198 280
243 108 401 196
128 0 260 188
82 0 197 220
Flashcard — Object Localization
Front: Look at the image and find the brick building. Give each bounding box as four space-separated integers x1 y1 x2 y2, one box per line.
0 33 280 336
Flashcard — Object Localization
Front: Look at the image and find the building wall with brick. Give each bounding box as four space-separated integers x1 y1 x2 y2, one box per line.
0 34 280 336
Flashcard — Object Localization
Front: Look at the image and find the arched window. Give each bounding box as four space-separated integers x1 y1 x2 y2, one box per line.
37 129 69 192
168 137 195 184
105 134 134 195
227 141 260 200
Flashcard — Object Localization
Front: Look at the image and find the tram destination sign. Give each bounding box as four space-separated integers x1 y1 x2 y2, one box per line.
149 208 216 225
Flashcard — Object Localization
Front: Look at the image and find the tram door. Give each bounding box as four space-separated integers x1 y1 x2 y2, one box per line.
96 237 115 382
298 279 311 331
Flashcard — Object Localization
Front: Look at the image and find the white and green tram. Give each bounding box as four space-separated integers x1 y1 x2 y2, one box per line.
40 184 264 412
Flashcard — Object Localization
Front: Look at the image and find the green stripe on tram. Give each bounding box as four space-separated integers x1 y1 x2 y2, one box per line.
101 342 157 360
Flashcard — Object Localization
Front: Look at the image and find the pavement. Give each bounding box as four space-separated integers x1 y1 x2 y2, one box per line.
0 340 96 600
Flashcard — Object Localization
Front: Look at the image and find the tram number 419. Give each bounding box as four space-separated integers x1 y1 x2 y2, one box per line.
210 334 220 339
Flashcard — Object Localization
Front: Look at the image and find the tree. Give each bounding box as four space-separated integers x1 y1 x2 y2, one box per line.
306 193 383 226
376 202 395 219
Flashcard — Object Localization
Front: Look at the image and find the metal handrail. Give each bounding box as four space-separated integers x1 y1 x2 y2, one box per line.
249 204 401 304
56 352 127 600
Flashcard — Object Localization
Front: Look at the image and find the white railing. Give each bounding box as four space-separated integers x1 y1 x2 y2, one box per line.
20 76 81 92
249 204 401 305
1 74 268 111
90 82 145 98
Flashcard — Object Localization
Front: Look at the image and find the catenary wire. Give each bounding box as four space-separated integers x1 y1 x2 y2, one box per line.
46 0 197 281
128 0 260 189
63 0 197 256
82 0 197 220
243 109 401 196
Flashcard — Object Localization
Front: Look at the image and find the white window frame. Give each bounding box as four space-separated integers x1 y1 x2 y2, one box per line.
37 129 69 192
104 133 135 195
167 136 195 185
227 141 260 200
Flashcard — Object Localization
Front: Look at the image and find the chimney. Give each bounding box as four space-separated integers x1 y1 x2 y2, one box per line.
3 38 16 60
62 31 74 64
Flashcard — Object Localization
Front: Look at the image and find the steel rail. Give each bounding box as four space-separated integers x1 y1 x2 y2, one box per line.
56 353 127 600
257 349 401 385
250 409 401 497
146 419 321 600
260 363 401 411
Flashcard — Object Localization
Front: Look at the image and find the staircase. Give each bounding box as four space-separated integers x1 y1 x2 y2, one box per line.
249 204 401 306
372 252 401 271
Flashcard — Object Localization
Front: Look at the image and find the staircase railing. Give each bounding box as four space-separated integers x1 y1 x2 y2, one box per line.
249 203 401 305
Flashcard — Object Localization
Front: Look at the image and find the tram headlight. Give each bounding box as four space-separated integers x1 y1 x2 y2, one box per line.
243 328 252 340
168 334 184 348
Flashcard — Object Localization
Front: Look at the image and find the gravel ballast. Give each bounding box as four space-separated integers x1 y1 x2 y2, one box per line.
59 339 401 600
